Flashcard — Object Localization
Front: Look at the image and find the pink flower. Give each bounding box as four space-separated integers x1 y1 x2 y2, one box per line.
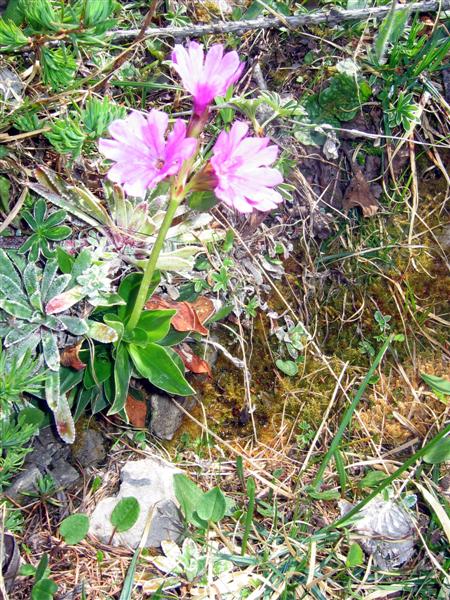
210 121 283 213
99 110 196 198
171 42 244 116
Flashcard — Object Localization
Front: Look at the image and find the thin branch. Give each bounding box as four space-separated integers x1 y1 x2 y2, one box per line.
109 0 450 41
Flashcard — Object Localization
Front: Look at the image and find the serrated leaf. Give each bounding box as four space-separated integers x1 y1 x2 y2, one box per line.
59 514 90 545
110 497 140 532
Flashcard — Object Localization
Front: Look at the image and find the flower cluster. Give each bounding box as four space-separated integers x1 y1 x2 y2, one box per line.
99 42 283 214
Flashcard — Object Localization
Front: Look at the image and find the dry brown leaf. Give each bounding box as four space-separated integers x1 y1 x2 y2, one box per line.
343 169 379 217
125 395 147 428
190 296 215 324
145 295 213 336
174 343 212 376
60 343 86 371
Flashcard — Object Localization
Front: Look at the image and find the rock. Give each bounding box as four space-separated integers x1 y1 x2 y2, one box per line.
6 466 41 503
89 456 184 549
8 426 81 498
1 532 20 594
339 497 416 569
71 429 106 467
50 458 80 489
149 394 195 441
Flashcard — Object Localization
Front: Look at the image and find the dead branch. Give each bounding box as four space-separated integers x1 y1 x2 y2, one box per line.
109 0 450 41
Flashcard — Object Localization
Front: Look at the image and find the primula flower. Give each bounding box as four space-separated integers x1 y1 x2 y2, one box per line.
210 121 283 214
99 109 196 198
171 42 244 116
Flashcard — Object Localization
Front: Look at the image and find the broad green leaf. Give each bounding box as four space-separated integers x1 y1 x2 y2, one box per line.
307 489 340 501
82 346 112 389
44 274 71 305
0 297 33 319
18 407 45 428
136 309 176 342
423 437 450 464
0 273 27 303
111 497 140 532
374 4 410 65
57 316 89 336
358 471 389 489
46 225 72 241
41 330 60 371
34 553 49 582
0 249 21 287
117 271 160 321
276 359 298 377
59 514 90 545
196 488 226 523
421 373 450 397
108 344 131 415
31 578 58 600
23 263 43 311
87 320 119 343
41 259 59 301
346 542 364 568
4 323 40 346
129 342 195 396
189 191 218 212
173 474 207 528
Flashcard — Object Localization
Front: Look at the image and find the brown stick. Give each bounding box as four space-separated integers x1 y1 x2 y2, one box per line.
108 0 450 41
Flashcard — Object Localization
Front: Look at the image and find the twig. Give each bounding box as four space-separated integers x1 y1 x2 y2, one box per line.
109 0 450 41
0 187 28 235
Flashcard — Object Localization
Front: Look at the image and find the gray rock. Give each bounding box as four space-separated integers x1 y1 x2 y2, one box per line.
89 456 184 549
149 394 195 441
71 429 106 467
6 466 41 503
25 426 70 469
339 497 416 569
51 458 80 489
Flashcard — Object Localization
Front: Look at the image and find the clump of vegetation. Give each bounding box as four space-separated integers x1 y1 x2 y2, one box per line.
0 0 449 597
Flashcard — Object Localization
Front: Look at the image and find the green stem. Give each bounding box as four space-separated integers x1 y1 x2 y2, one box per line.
312 334 393 490
125 194 182 333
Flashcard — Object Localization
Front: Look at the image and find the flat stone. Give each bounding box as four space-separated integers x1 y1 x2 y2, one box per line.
25 426 70 469
71 429 106 467
50 458 80 489
149 394 195 441
89 456 184 549
6 467 41 503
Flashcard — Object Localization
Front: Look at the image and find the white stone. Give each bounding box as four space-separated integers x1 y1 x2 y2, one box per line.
89 456 183 549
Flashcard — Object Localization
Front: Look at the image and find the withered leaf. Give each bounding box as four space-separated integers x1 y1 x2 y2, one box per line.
60 343 86 371
343 169 379 217
125 395 147 428
174 343 212 377
145 295 214 336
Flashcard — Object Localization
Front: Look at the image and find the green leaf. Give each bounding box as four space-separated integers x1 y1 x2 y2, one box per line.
18 407 45 428
46 116 86 157
83 0 116 29
423 437 450 464
374 4 410 65
0 17 29 51
196 488 226 523
110 497 140 532
189 191 219 212
346 542 364 568
136 309 176 343
276 359 298 377
108 344 131 415
31 578 58 600
34 554 48 583
41 46 77 91
45 225 72 241
421 373 450 397
59 514 90 545
129 342 195 396
173 474 207 528
117 272 160 321
306 488 340 500
358 471 389 489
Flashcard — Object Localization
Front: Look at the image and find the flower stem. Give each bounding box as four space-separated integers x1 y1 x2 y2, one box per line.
125 194 182 333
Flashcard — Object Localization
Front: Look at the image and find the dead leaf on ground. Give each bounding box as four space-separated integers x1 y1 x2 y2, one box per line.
343 169 379 217
60 343 86 371
125 395 147 428
174 343 212 377
145 295 214 336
